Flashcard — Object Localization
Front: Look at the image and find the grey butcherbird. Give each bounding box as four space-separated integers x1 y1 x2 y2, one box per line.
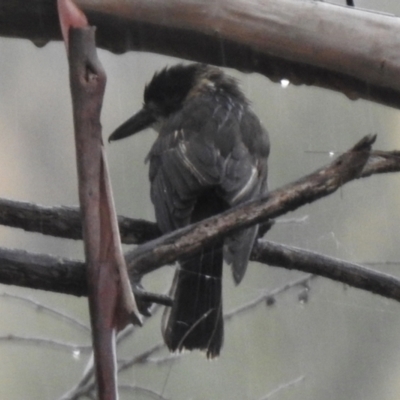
109 63 270 358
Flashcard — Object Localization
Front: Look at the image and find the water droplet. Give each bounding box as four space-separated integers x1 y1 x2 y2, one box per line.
266 296 276 306
72 349 81 360
298 287 309 304
280 79 290 88
31 39 49 48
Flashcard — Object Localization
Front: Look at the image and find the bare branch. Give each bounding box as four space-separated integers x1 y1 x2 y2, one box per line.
1 146 397 243
0 246 172 304
0 198 160 244
1 1 400 108
361 149 400 177
3 238 398 308
1 138 400 305
0 247 87 295
126 135 375 278
252 240 400 302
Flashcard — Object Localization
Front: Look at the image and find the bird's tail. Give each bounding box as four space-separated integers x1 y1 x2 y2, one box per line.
162 243 224 358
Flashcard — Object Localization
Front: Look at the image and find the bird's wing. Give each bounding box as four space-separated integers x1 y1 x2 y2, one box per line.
219 109 269 283
147 95 269 282
148 125 224 233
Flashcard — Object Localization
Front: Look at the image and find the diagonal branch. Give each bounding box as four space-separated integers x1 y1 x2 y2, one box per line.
251 241 400 301
1 146 398 244
125 135 375 278
1 136 400 305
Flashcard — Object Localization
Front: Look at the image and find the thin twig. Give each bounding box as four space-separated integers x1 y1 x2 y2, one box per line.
119 384 169 400
258 376 305 400
145 354 183 365
138 276 315 366
58 275 316 399
225 275 315 321
0 292 90 333
62 342 167 399
0 334 91 353
57 356 95 400
118 341 166 372
59 306 165 400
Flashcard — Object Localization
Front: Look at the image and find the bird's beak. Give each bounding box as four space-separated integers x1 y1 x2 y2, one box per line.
108 107 156 142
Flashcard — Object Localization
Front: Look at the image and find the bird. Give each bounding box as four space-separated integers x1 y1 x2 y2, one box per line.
109 63 270 358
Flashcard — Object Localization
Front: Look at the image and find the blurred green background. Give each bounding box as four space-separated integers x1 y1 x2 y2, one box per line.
1 0 400 399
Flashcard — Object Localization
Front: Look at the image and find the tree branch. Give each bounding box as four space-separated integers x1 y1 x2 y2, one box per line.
1 136 400 305
0 198 160 244
2 236 399 304
1 1 400 108
125 135 375 278
0 245 172 305
1 147 397 243
251 241 400 301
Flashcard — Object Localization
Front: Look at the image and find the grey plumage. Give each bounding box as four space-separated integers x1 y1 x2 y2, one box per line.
109 63 270 357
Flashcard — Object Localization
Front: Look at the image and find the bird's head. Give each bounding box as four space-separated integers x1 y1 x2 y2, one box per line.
108 63 208 142
108 63 246 142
